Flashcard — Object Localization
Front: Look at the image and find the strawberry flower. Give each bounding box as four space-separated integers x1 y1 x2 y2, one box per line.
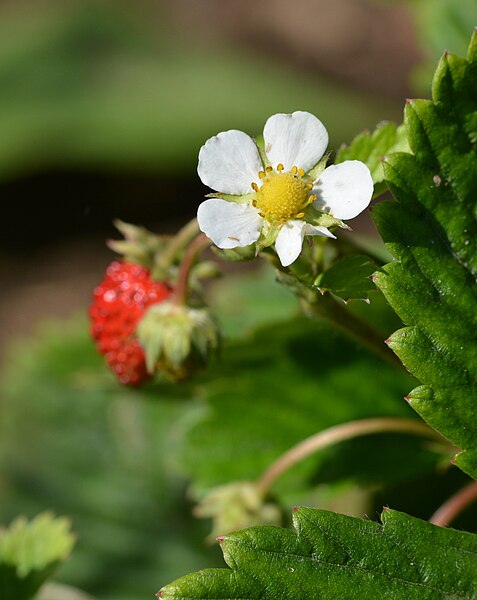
197 111 374 267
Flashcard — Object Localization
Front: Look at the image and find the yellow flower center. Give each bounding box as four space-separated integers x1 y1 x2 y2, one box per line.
251 165 315 224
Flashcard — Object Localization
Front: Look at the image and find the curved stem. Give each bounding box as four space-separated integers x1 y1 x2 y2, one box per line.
429 481 477 527
256 417 450 497
269 256 401 369
154 218 200 275
173 233 212 305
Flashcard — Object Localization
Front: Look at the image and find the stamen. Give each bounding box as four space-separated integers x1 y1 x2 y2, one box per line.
309 194 317 202
251 182 259 192
298 168 305 177
253 169 310 223
306 183 313 190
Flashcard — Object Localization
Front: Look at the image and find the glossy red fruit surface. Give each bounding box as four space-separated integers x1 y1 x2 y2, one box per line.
89 261 171 386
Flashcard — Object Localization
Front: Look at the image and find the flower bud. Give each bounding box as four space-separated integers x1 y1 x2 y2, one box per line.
136 301 220 381
193 481 282 540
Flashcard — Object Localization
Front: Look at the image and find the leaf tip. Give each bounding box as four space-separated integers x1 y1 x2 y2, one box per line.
156 590 164 598
404 395 411 403
216 536 226 542
405 98 414 105
384 338 391 346
293 506 300 512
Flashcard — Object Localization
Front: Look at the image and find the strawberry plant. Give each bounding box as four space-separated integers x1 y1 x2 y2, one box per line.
1 19 477 600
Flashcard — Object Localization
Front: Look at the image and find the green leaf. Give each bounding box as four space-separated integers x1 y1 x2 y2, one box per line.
335 121 409 196
208 265 298 338
158 507 477 599
0 513 75 600
372 31 477 478
180 315 445 502
314 255 377 300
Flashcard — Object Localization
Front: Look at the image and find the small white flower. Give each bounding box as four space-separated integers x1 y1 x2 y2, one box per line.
197 111 373 267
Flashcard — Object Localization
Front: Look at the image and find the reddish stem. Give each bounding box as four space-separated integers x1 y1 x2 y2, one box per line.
256 417 450 497
173 233 212 305
430 481 477 527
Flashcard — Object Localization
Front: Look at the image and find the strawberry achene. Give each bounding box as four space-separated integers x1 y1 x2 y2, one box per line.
89 261 171 386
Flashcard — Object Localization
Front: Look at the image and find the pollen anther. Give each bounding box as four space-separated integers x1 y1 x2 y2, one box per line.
253 168 313 223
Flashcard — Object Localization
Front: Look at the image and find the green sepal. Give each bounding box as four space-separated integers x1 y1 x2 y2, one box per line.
205 192 254 205
0 513 75 600
137 302 220 381
193 482 282 541
306 152 330 181
305 206 348 230
256 221 280 252
314 255 377 301
212 244 257 262
108 219 168 270
254 134 270 169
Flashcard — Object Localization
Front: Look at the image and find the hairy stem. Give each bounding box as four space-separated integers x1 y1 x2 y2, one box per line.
154 218 200 276
256 417 450 497
304 293 401 368
173 233 212 305
429 481 477 527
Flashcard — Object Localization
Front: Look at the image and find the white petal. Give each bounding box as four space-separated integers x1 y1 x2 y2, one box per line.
263 111 329 173
197 199 263 249
275 220 306 267
275 220 336 267
313 160 374 220
303 224 336 239
197 130 263 195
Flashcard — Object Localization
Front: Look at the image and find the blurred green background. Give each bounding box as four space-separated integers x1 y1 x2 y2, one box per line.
0 1 476 598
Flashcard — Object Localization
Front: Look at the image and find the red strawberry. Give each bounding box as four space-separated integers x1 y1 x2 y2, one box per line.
89 261 172 386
